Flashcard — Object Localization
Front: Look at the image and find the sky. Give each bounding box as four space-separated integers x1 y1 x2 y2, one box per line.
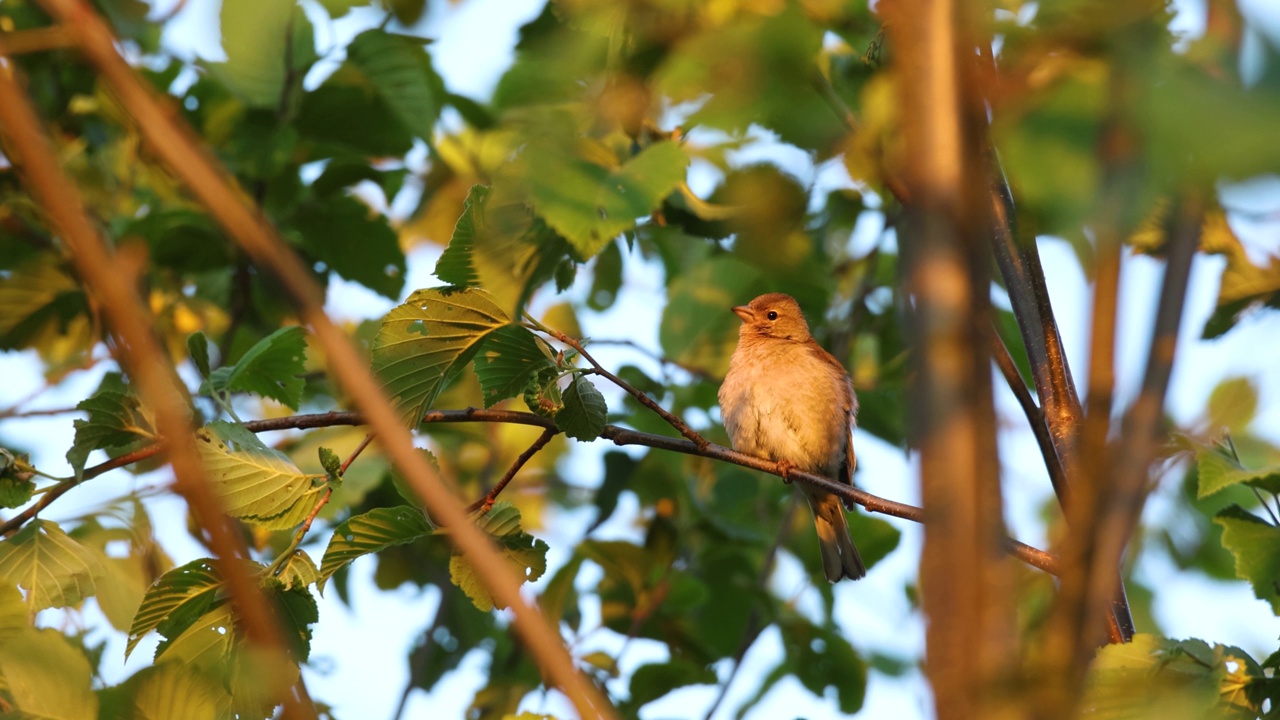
2 0 1280 719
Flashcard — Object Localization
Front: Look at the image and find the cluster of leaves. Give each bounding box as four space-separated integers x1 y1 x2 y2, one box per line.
1 0 1279 717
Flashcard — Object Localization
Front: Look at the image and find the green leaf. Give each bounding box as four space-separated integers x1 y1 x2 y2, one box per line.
523 367 565 419
371 287 511 427
127 558 224 658
195 421 326 529
296 65 415 156
1207 376 1259 433
214 0 313 107
187 331 213 379
625 658 716 711
127 663 233 720
0 628 97 720
589 451 638 533
450 502 549 612
556 375 606 441
292 195 406 299
435 185 487 288
206 326 308 409
525 140 688 259
473 326 557 408
345 29 444 141
659 255 764 377
157 602 237 666
1214 506 1280 614
0 519 103 613
311 159 407 202
276 550 321 590
1080 633 1248 719
0 450 35 509
0 580 24 631
0 256 88 354
1194 441 1280 500
318 506 435 588
66 385 157 480
318 447 342 485
266 577 320 662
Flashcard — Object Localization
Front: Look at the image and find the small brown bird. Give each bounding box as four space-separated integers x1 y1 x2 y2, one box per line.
718 293 866 582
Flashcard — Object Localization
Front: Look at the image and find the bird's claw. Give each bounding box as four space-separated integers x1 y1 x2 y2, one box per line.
777 460 794 483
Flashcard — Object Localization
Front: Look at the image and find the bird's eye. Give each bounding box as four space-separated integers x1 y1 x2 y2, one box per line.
766 311 779 321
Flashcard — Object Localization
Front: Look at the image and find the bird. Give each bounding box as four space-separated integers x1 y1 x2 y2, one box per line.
718 292 866 582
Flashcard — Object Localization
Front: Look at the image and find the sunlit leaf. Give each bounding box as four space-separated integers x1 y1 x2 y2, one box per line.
1193 440 1280 500
276 550 321 590
0 519 103 613
127 558 225 658
128 662 233 720
318 506 435 588
0 628 97 720
205 326 308 409
213 0 314 107
450 502 549 612
371 287 511 427
196 421 326 529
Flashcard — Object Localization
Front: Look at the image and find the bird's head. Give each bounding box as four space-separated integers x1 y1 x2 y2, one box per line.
731 293 812 342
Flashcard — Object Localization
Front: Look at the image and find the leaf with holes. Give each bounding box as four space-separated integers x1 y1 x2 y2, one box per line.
127 558 226 658
196 421 327 529
371 287 511 427
449 502 548 612
318 506 435 588
473 325 557 408
0 519 104 613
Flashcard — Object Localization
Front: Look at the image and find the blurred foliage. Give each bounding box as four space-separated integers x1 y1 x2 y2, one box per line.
0 0 1279 717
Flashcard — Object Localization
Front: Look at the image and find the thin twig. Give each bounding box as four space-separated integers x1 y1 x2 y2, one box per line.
528 316 711 450
466 427 557 514
267 487 333 577
340 433 375 475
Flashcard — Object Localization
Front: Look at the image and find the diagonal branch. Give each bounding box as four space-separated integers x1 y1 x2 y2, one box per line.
466 427 558 514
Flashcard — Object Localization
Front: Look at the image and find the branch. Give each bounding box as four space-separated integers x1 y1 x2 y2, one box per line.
466 427 558 514
0 54 315 720
32 3 615 715
529 316 711 450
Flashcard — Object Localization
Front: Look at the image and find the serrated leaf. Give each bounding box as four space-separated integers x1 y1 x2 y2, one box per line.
1193 440 1280 499
526 140 688 259
276 550 321 590
0 628 97 720
129 663 233 720
127 558 224 658
208 326 308 409
345 29 444 141
449 501 548 612
187 331 212 379
371 287 511 427
434 185 487 287
318 506 435 588
557 375 606 441
0 519 104 613
473 326 557 408
196 421 326 529
1214 506 1280 614
67 386 158 480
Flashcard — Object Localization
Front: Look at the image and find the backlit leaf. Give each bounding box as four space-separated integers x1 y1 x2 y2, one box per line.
195 421 326 529
449 502 549 612
67 385 158 480
0 519 103 613
206 326 308 409
473 326 556 408
127 558 224 658
1214 506 1280 614
0 628 97 720
318 506 435 588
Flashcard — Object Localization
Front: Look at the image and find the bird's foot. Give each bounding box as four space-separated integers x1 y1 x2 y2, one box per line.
776 460 795 483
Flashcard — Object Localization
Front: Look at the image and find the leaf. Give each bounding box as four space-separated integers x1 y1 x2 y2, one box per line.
1193 440 1280 500
659 255 764 377
206 326 308 409
525 140 689 259
0 519 103 613
318 447 342 485
435 185 487 288
1214 505 1280 614
195 421 326 529
0 450 35 509
156 602 237 666
449 502 549 612
292 195 406 299
625 658 717 711
187 331 213 379
214 0 313 107
473 326 557 408
318 506 435 588
0 628 97 720
1207 377 1258 433
523 366 565 419
0 256 88 354
1080 633 1245 719
128 663 233 720
589 451 638 532
67 385 157 480
557 375 607 441
127 558 224 658
371 287 511 427
345 29 444 141
276 550 321 590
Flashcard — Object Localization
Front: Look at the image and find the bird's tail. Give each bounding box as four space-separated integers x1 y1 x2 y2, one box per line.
803 486 866 582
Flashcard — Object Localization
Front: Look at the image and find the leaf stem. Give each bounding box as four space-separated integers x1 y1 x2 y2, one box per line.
267 487 333 577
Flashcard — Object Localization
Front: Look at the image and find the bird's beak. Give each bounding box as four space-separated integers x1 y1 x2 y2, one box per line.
731 305 753 322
